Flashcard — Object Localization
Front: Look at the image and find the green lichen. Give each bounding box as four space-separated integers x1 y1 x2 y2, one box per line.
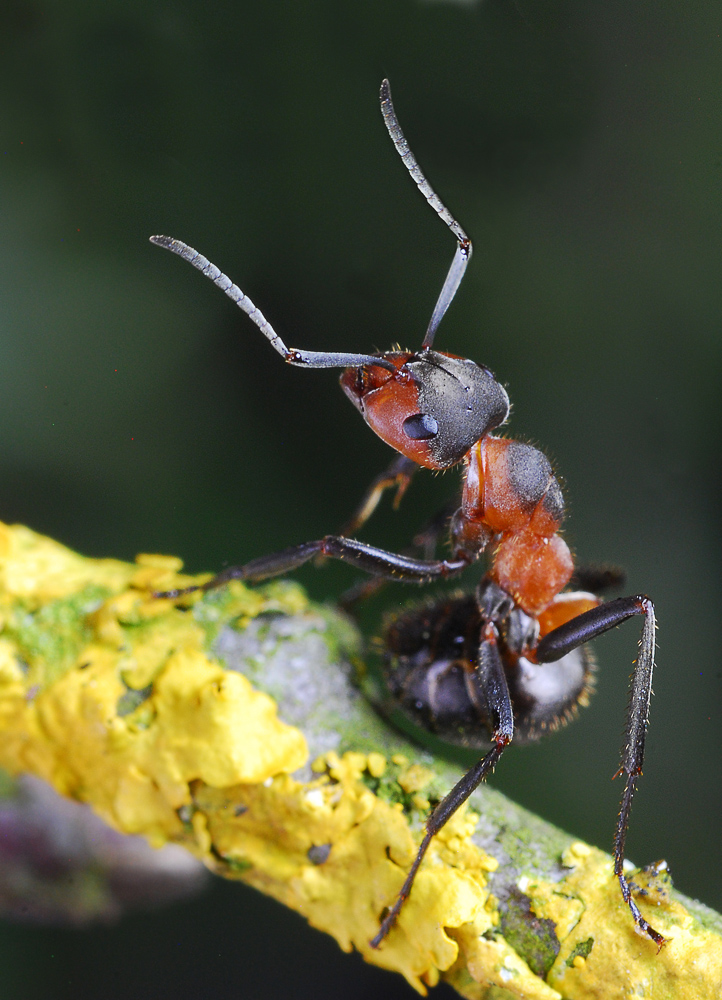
360 768 416 810
358 757 439 818
314 604 363 665
0 768 18 799
7 584 110 687
116 684 153 717
484 988 526 1000
498 888 560 977
220 856 254 874
566 937 594 966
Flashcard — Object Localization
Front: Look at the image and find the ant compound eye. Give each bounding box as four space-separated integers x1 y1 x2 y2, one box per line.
403 413 439 440
400 351 510 468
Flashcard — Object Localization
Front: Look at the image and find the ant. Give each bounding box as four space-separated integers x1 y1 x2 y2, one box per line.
151 79 664 951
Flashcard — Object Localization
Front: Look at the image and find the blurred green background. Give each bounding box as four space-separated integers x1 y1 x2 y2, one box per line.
1 0 721 997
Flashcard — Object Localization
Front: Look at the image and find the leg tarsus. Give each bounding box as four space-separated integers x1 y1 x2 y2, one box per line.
370 739 507 949
370 830 434 949
614 755 668 950
154 541 324 598
617 872 667 951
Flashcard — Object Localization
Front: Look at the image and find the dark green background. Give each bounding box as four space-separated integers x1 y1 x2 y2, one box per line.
1 1 721 997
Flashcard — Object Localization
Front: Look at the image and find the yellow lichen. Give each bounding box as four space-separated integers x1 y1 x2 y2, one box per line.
366 751 387 778
0 522 307 844
198 750 499 994
397 762 435 795
447 927 563 1000
525 846 722 998
0 522 135 604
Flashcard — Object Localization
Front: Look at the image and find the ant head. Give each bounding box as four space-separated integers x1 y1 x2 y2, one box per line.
340 349 510 470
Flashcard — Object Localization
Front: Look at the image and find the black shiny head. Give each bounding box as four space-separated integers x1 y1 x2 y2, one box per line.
404 352 510 468
341 349 510 471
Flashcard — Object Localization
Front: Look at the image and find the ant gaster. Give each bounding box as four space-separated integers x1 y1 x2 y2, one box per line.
151 79 665 951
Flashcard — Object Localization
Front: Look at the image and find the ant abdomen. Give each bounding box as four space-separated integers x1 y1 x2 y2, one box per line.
382 592 595 746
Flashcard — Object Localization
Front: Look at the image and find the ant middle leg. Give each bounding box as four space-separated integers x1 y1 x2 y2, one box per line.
535 595 666 949
155 536 470 599
371 624 514 948
338 497 458 612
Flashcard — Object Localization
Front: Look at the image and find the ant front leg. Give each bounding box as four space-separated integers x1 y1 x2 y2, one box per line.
535 595 666 949
340 455 418 537
156 536 470 599
371 623 514 948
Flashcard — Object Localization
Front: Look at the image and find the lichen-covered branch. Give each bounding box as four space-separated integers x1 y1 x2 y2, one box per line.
0 521 720 998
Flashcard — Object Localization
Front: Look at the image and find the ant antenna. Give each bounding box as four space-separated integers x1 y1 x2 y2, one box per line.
380 79 472 350
149 235 396 372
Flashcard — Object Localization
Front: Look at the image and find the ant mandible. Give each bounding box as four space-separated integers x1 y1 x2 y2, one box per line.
151 79 664 951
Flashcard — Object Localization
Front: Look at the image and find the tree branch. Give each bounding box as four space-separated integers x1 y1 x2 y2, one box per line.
0 520 720 998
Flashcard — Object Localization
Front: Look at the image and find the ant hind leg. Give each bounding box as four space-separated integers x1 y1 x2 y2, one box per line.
536 595 666 949
371 627 514 948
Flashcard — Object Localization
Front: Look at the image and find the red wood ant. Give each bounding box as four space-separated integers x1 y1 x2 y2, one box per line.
151 79 664 951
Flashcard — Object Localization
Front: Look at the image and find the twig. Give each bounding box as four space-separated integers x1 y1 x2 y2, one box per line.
0 521 720 997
